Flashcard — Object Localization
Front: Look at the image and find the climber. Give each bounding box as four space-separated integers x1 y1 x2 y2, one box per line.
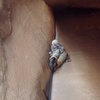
49 39 70 72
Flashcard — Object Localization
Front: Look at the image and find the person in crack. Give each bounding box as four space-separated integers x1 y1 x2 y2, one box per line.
49 39 70 72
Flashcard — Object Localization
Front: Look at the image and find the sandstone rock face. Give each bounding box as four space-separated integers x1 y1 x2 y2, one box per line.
52 10 100 100
0 0 10 99
2 0 54 100
0 38 7 100
0 0 11 39
45 0 100 9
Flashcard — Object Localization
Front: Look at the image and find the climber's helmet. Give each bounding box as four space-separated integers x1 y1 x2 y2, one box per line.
52 39 58 45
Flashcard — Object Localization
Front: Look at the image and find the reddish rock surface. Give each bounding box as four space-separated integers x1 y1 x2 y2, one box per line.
45 0 100 9
1 0 100 100
0 0 11 99
0 38 7 100
0 0 11 39
52 10 100 100
3 0 54 100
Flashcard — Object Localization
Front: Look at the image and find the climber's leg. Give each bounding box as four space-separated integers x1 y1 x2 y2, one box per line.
49 57 56 72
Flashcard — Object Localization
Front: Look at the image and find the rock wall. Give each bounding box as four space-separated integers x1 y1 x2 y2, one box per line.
0 0 54 100
0 0 11 99
0 37 7 100
0 0 11 39
45 0 100 9
52 9 100 100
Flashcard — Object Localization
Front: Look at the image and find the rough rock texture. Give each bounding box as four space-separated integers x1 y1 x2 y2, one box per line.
3 0 54 100
0 37 7 100
52 10 100 100
0 0 10 99
45 0 100 9
0 0 11 39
